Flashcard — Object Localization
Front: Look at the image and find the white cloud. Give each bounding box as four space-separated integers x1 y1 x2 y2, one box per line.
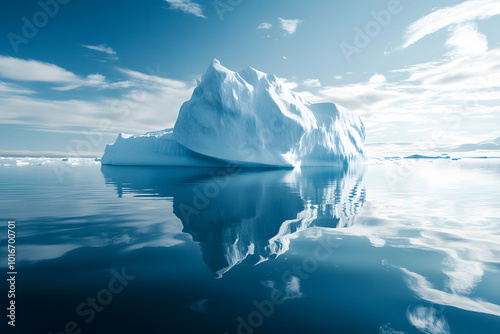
0 67 195 135
317 44 500 145
369 74 387 84
117 68 188 89
257 22 272 30
278 18 302 35
335 75 343 80
88 74 133 89
0 56 135 91
278 77 298 90
81 44 117 55
319 73 399 113
0 81 35 95
295 90 324 103
164 0 206 19
0 150 103 158
0 56 79 82
445 22 488 58
54 74 133 91
0 96 109 129
302 79 321 87
405 48 500 90
449 136 500 152
402 0 500 48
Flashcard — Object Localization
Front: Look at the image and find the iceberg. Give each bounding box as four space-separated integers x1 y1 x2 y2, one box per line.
101 130 221 166
102 59 366 167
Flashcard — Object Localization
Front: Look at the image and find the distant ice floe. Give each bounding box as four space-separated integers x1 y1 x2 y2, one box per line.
0 156 100 167
404 154 450 159
365 136 500 160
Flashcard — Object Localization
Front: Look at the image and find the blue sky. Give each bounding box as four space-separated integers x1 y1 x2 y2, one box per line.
0 0 499 157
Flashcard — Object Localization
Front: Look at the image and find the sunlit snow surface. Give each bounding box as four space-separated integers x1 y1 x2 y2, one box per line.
0 157 499 333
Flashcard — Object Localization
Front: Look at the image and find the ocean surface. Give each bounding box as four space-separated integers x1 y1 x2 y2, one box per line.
1 157 499 334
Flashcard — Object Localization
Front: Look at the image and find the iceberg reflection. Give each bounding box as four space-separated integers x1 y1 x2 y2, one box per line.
101 165 366 276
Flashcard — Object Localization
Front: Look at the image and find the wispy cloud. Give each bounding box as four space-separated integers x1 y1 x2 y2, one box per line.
317 39 500 145
368 74 387 84
0 56 133 92
402 0 500 48
445 22 488 58
302 79 321 87
81 44 117 55
405 48 500 91
257 22 272 30
0 81 35 95
277 77 298 90
0 56 79 82
278 18 302 35
448 136 500 152
117 68 188 89
164 0 206 19
53 74 133 91
0 150 103 158
319 75 399 113
0 63 195 135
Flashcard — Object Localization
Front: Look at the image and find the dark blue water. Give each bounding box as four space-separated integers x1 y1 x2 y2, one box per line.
1 158 499 334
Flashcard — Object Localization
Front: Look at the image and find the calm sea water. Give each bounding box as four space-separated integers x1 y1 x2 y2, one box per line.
1 158 499 334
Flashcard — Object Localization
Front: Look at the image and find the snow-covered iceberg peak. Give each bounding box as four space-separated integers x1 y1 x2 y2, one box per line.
173 59 365 167
102 59 365 167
